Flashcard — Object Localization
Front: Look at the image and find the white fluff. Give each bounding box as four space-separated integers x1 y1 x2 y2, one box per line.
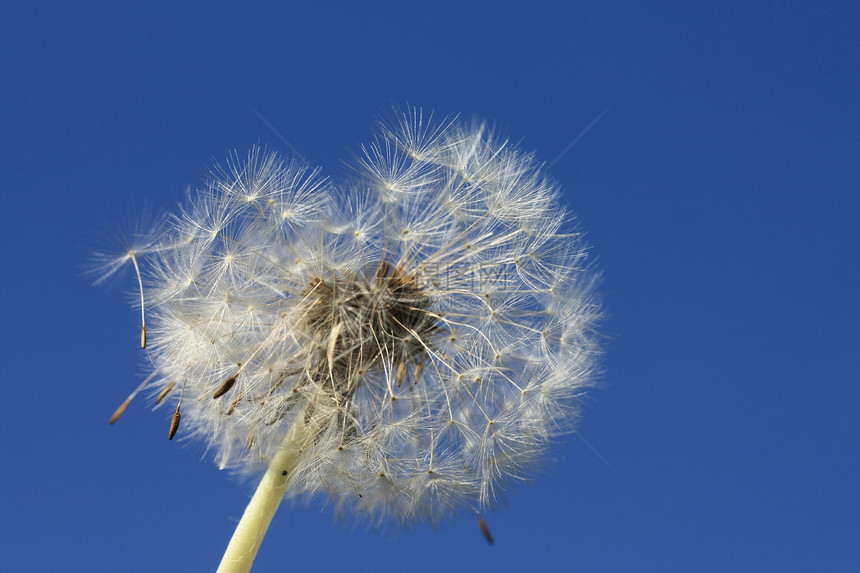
97 108 602 526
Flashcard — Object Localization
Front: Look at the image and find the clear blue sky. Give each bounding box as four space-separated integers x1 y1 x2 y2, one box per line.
1 2 858 571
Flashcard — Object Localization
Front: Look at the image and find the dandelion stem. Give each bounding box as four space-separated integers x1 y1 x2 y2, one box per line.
216 413 312 573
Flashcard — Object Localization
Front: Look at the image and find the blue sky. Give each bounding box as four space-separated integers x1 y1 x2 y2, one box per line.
1 2 858 571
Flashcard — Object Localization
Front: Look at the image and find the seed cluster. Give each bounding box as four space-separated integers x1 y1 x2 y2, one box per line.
97 109 602 525
293 260 437 443
302 260 435 395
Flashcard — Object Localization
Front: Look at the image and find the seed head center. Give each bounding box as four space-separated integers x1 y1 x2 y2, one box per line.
302 259 436 396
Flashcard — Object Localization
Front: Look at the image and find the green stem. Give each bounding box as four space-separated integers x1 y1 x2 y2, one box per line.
216 416 311 573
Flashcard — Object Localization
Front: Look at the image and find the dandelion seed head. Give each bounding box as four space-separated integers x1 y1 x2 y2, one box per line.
100 108 602 526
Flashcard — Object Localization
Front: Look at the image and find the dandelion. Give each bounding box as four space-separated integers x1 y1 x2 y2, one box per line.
97 109 602 572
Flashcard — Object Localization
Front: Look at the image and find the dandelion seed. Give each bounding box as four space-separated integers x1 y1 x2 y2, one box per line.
108 401 128 426
109 371 158 424
155 381 175 405
168 408 181 441
478 516 494 545
96 108 602 572
213 376 237 399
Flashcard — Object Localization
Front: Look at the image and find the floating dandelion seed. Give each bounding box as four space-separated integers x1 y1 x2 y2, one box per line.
96 109 602 572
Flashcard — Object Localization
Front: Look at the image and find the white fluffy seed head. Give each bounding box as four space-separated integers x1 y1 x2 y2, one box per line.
100 109 602 526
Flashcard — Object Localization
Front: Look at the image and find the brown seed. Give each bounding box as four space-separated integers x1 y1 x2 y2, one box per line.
396 361 407 386
413 360 425 384
478 517 494 545
109 400 129 425
140 325 147 349
168 409 181 440
389 264 408 288
155 382 175 405
376 260 391 282
213 376 237 399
